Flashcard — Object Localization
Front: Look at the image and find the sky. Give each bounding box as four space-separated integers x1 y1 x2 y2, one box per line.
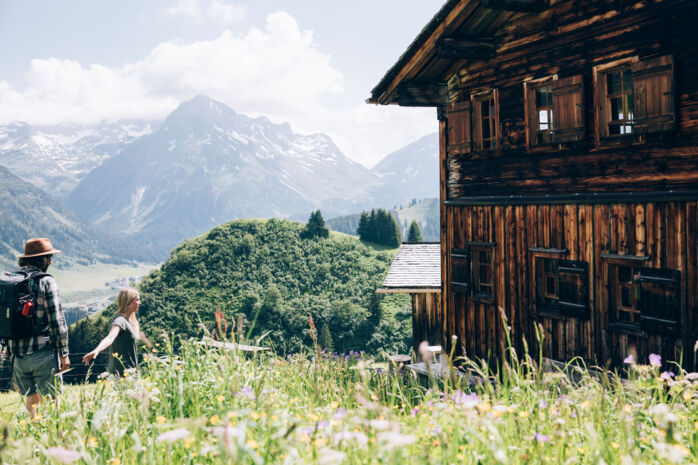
0 0 443 167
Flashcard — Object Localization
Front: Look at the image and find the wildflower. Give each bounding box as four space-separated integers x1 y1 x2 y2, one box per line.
623 405 632 414
210 415 220 425
44 447 82 464
477 402 491 413
623 354 635 364
216 395 225 403
317 448 346 465
156 428 190 443
227 411 237 419
87 437 98 447
452 391 479 408
108 458 121 465
250 411 260 420
649 353 662 367
611 441 620 449
660 371 675 380
18 419 26 426
410 407 420 416
334 431 368 445
682 390 693 401
238 385 255 399
534 433 551 443
246 438 258 449
377 431 417 447
456 453 464 460
156 415 166 424
518 411 529 418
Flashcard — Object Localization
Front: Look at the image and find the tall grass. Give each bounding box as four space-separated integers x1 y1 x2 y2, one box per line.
1 331 696 464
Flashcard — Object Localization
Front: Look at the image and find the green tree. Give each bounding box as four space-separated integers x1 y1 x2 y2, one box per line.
407 220 423 242
318 323 334 352
357 208 401 248
300 210 329 240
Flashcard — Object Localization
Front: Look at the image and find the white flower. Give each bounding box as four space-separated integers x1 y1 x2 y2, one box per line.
44 447 82 463
156 427 190 443
333 431 368 445
377 431 417 447
368 419 392 430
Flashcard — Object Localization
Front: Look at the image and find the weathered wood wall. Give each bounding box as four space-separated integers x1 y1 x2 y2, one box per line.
412 292 443 353
442 201 698 369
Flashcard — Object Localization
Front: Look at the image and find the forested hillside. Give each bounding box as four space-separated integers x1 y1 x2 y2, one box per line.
70 219 411 365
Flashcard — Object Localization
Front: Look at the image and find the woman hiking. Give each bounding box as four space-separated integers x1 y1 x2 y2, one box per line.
82 288 147 376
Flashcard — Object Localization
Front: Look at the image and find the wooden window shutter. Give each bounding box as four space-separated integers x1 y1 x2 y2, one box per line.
451 248 471 294
551 75 585 143
446 101 472 154
470 95 483 151
636 267 680 335
631 54 676 134
594 69 611 140
524 83 537 148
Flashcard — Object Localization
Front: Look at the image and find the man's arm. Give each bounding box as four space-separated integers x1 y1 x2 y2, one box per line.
43 277 70 366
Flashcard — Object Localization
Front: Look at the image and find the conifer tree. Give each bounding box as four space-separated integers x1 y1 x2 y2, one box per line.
407 220 423 242
300 210 329 239
318 322 335 352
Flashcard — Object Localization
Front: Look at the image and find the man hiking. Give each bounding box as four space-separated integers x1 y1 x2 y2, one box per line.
6 238 70 418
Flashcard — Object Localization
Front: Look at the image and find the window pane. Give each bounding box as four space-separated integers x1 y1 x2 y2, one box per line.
452 256 469 284
479 265 489 283
626 95 634 121
607 72 621 95
611 97 624 120
481 100 490 117
622 70 633 93
545 276 556 296
609 124 621 135
479 250 489 262
538 110 548 124
544 258 556 273
618 266 632 283
482 120 491 139
621 286 632 308
535 87 550 107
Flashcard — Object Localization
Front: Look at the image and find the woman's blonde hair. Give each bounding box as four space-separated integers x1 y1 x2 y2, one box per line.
116 287 140 338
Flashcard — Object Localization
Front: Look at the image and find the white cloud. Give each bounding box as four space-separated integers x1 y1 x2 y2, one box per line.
164 0 246 24
0 11 435 166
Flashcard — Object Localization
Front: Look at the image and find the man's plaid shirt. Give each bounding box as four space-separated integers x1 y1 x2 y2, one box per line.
6 266 69 357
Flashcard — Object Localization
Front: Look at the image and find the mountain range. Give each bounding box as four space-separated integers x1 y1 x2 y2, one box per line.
0 95 438 259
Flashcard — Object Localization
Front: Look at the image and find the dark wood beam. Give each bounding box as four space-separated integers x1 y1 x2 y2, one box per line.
397 84 447 107
437 37 497 59
481 0 549 12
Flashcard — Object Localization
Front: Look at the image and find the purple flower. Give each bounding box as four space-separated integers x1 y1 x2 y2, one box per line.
452 391 479 408
649 353 662 367
623 354 635 364
237 385 255 399
660 371 675 380
538 400 548 409
410 407 420 417
534 433 551 443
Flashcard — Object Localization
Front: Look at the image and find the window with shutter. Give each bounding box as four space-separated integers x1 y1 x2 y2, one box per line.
450 244 494 301
472 247 494 301
533 255 589 319
631 54 675 134
447 101 472 155
608 263 680 335
551 75 585 143
471 90 499 152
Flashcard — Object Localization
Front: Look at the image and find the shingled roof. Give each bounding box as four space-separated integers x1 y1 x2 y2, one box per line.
376 242 441 293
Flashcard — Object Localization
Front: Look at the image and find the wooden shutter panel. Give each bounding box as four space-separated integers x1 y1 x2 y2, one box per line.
594 68 611 140
451 248 471 294
470 96 483 151
551 75 585 143
636 268 680 335
524 83 537 148
631 54 675 134
447 101 472 154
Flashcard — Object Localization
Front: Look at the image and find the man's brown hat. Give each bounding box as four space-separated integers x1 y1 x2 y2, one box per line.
18 238 61 258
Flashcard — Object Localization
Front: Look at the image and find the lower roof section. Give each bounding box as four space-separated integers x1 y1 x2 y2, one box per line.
378 242 442 293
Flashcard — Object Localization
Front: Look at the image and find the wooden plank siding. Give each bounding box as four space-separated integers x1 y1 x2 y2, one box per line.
412 292 443 353
445 202 698 368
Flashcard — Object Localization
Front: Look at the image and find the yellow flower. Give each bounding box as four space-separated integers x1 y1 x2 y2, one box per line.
577 448 585 455
88 437 98 447
610 442 620 449
18 419 26 427
456 453 464 460
216 395 225 403
580 401 591 409
156 415 166 424
330 401 339 409
370 393 379 401
184 437 194 449
683 391 693 401
477 402 491 413
108 458 121 465
694 421 698 430
272 415 278 422
247 439 258 449
458 445 466 451
506 406 515 413
227 411 237 419
432 440 441 447
250 411 260 420
518 411 529 418
623 405 632 414
209 415 220 425
33 414 42 421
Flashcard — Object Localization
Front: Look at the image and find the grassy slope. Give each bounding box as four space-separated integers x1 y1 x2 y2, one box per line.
0 342 695 464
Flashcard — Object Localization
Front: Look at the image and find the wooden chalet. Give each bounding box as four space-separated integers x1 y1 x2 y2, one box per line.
376 242 442 352
369 0 698 369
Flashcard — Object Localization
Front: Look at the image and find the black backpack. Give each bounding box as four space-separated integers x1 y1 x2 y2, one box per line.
0 270 50 340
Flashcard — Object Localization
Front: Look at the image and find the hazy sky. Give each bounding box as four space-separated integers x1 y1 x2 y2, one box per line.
0 0 443 167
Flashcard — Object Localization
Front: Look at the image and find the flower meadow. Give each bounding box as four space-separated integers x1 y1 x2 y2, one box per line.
1 337 697 465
